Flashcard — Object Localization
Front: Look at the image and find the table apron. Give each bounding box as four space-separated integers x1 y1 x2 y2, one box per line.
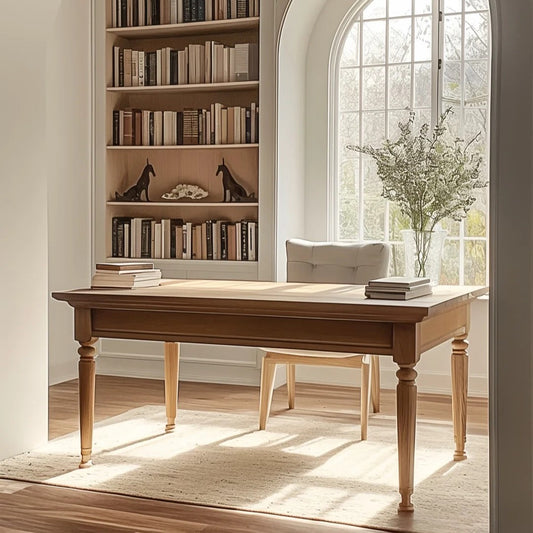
90 308 395 355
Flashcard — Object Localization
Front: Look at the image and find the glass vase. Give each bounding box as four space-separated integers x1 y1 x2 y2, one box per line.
401 228 447 285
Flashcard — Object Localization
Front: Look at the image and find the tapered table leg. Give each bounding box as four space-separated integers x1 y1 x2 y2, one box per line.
451 333 469 461
396 364 417 512
164 342 180 432
78 338 98 468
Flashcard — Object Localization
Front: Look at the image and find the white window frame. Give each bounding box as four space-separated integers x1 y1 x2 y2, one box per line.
329 0 490 285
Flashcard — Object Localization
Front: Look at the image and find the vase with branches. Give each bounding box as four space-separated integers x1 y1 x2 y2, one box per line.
347 108 487 282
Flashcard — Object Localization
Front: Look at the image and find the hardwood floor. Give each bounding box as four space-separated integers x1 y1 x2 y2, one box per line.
0 376 488 532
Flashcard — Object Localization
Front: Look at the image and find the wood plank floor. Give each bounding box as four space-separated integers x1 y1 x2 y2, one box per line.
0 376 488 532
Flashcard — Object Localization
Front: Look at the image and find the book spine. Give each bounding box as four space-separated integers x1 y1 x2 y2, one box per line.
220 221 228 260
138 51 145 86
206 220 213 259
121 0 128 26
112 217 119 257
197 0 205 21
141 219 152 258
191 0 198 21
112 110 120 146
184 0 191 22
240 220 248 260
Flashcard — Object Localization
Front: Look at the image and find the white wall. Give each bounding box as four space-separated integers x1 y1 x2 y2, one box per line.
47 0 92 385
0 1 59 460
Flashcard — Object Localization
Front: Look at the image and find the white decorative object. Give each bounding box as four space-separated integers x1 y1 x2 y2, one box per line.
161 184 208 200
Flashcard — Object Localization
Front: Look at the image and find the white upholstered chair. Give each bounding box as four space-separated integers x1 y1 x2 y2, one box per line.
258 239 391 440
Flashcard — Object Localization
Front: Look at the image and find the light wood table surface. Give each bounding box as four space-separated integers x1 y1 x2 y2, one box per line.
52 279 487 512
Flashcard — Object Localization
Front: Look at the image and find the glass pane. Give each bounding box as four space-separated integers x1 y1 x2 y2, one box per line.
464 107 488 149
362 157 385 240
442 61 462 105
339 68 360 111
389 18 412 63
415 0 432 15
413 108 432 131
363 20 386 64
389 64 412 109
465 207 486 237
389 202 410 240
389 0 412 18
441 239 460 284
464 60 489 104
361 111 386 145
414 16 432 61
388 109 411 138
444 0 462 13
440 217 460 237
414 62 431 108
339 111 360 152
465 12 489 59
363 0 386 20
465 0 489 11
362 66 386 110
390 242 406 276
444 14 462 61
340 23 360 68
464 240 487 284
338 159 360 240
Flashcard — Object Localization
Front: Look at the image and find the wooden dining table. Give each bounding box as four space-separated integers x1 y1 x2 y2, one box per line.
52 279 487 512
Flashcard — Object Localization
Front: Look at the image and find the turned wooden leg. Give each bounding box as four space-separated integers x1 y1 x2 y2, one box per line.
164 342 180 432
370 355 381 413
78 338 98 469
286 363 295 409
360 357 371 441
396 364 418 512
451 333 469 461
259 356 277 430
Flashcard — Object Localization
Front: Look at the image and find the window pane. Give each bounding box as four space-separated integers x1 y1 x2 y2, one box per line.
465 0 488 12
444 0 462 13
340 23 360 67
414 62 432 108
465 207 486 237
338 158 360 239
414 16 432 61
363 0 386 19
339 111 360 152
362 158 385 240
441 240 460 284
389 17 412 63
464 240 487 285
363 20 386 64
362 66 386 109
389 203 410 241
339 68 360 111
390 242 406 276
440 217 460 237
415 0 431 15
444 15 462 61
464 60 489 103
389 64 412 109
464 107 488 149
465 12 489 59
389 0 412 17
361 111 386 145
442 61 462 105
388 109 411 138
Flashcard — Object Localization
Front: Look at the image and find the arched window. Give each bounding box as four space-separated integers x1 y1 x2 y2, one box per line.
335 0 490 284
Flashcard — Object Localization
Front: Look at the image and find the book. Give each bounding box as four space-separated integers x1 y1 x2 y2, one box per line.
93 269 161 279
91 277 161 289
367 276 431 289
364 283 433 300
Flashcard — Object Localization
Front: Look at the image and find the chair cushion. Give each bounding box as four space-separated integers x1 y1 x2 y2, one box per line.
286 239 390 284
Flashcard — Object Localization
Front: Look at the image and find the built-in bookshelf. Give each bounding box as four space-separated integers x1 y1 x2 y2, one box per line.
101 0 260 273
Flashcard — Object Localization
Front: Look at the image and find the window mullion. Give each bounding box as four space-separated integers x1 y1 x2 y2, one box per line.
358 17 364 242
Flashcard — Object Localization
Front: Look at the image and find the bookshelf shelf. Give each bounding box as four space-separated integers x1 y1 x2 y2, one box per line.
107 201 258 207
107 81 259 94
106 17 259 38
100 0 260 267
107 144 259 150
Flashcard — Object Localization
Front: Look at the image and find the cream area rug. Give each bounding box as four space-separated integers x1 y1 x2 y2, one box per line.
0 406 488 532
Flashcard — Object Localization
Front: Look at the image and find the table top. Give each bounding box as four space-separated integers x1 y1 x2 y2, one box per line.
52 279 488 323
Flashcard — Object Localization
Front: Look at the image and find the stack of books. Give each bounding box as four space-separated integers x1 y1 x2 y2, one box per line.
364 277 433 300
91 262 162 289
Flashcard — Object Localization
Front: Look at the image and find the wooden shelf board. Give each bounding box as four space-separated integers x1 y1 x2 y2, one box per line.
107 81 258 94
107 202 258 207
105 258 259 265
107 144 259 150
106 17 259 38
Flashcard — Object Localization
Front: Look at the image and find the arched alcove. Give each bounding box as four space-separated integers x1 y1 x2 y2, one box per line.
277 0 533 529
